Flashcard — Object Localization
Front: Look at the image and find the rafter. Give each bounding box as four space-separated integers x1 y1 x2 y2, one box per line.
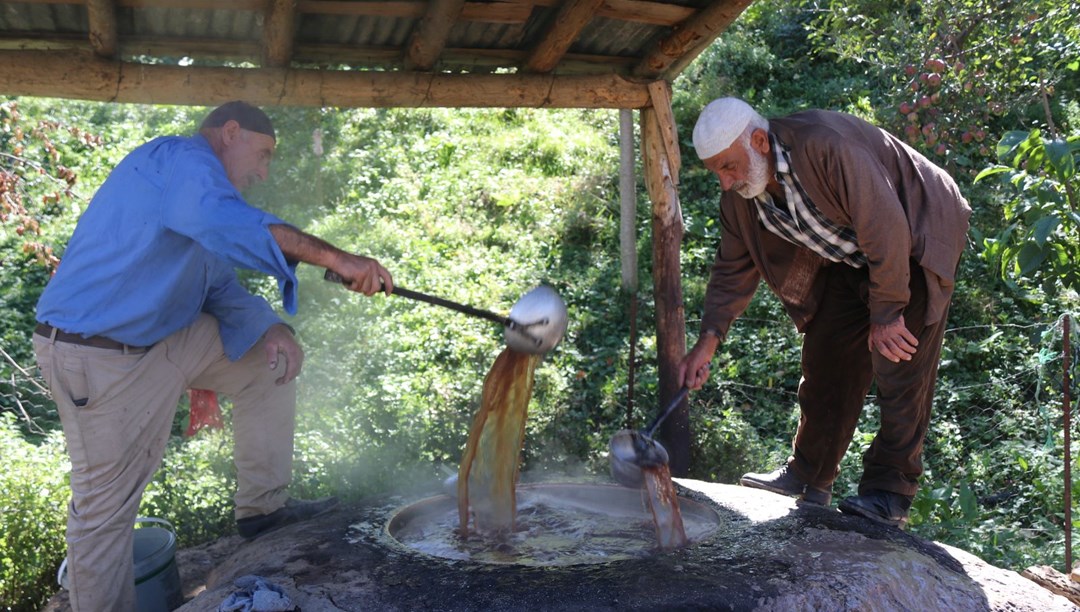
86 0 118 58
523 0 605 74
404 0 466 71
263 0 298 67
633 0 753 79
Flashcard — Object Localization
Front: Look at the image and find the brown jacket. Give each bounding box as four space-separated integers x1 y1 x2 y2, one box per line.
700 110 971 340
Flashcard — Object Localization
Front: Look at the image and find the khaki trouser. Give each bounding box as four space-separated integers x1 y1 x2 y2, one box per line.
34 314 295 612
790 260 949 498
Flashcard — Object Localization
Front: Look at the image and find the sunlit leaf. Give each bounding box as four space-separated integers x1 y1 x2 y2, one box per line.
1046 139 1075 180
1031 215 1059 246
974 165 1012 182
1016 242 1046 276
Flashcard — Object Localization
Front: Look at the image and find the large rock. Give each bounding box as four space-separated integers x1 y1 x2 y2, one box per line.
46 478 1079 611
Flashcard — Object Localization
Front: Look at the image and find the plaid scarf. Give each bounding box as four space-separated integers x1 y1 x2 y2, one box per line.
753 134 867 268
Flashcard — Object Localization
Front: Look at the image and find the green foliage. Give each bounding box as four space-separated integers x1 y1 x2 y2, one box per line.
139 430 236 547
807 0 1080 176
0 413 68 611
976 129 1080 294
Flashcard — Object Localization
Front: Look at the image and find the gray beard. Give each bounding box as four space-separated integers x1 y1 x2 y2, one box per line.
736 148 770 199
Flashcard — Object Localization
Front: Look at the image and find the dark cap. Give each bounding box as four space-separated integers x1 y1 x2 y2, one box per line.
200 101 276 141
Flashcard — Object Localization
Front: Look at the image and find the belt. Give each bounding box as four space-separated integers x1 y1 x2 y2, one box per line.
35 323 149 353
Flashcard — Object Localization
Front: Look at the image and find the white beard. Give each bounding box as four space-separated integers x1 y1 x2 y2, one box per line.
735 146 770 199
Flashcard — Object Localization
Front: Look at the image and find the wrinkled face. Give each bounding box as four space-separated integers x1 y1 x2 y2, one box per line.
219 123 275 191
701 129 771 199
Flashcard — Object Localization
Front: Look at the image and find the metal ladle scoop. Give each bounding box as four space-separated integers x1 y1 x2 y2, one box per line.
324 270 567 354
608 386 689 487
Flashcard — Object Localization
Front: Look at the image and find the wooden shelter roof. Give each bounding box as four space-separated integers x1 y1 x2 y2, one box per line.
0 0 752 108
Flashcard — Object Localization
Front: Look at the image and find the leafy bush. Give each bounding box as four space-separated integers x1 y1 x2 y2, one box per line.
139 428 236 547
976 129 1080 294
0 413 68 611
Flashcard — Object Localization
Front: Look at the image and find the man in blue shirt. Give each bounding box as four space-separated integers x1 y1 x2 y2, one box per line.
33 101 391 611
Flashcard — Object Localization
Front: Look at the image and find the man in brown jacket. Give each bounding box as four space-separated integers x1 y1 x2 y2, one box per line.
677 97 971 526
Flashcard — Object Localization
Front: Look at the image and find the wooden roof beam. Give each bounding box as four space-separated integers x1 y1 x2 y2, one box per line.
404 0 466 71
86 0 118 58
263 0 297 67
632 0 752 80
0 50 654 109
523 0 605 74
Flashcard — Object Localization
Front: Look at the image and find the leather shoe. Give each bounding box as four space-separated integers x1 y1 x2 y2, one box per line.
237 496 339 540
739 464 832 506
838 489 912 527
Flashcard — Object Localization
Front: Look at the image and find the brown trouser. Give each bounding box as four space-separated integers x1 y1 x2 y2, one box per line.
790 260 948 498
33 314 295 612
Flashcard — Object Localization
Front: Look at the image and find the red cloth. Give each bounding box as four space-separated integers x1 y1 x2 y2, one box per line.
185 388 223 436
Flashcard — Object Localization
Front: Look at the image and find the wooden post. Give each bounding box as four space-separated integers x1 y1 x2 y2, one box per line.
620 108 639 427
641 92 688 476
1065 315 1073 573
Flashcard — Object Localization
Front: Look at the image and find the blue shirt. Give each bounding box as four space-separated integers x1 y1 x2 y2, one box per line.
36 134 299 360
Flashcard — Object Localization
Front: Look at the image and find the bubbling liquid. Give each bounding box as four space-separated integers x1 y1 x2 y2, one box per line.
393 484 717 565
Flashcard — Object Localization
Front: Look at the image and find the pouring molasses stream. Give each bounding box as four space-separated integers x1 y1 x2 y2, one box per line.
608 367 706 488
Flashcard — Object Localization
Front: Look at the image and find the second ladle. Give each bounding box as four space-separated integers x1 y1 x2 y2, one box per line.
608 386 689 487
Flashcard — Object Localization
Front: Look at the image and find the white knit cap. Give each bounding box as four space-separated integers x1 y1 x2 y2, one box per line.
693 97 757 160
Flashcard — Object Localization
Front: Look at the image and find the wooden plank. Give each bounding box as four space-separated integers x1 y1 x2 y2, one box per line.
263 0 297 67
634 0 753 79
0 35 636 73
640 105 688 476
17 0 690 25
404 0 466 71
16 0 262 6
599 0 693 26
646 79 679 181
0 50 652 108
523 0 605 73
301 44 635 73
0 35 91 53
299 0 532 23
298 0 423 18
120 0 264 9
1021 566 1080 606
86 0 118 58
460 1 534 23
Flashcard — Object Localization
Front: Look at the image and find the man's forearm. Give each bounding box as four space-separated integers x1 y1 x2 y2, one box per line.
269 224 345 270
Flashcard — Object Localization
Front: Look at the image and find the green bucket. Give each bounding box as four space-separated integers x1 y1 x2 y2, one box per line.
58 517 184 611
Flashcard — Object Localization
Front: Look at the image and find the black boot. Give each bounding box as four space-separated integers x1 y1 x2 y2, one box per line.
838 489 912 527
740 464 832 506
237 496 339 540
